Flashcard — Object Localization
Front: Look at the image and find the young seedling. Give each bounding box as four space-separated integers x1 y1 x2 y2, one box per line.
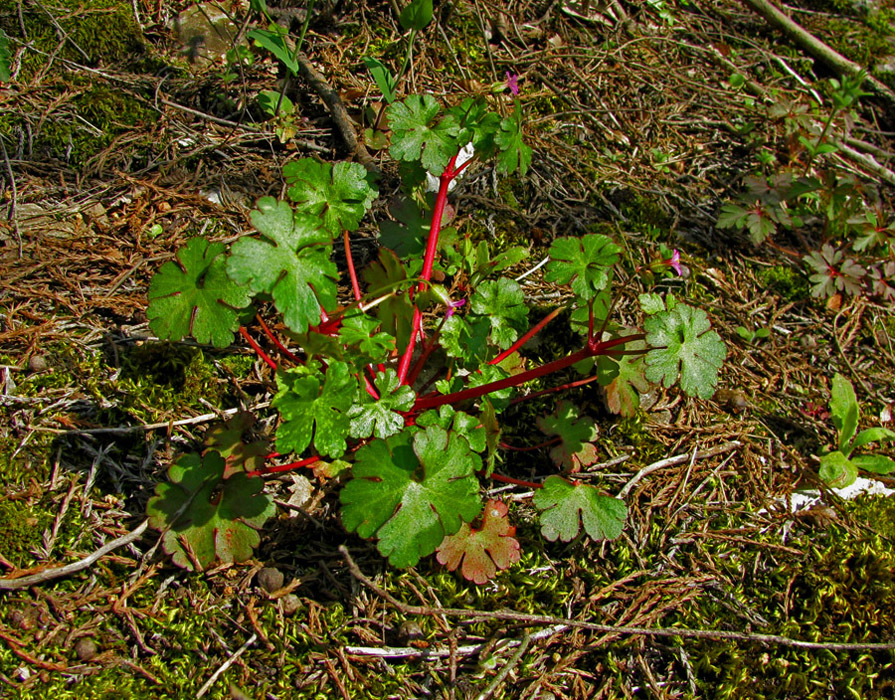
818 373 895 488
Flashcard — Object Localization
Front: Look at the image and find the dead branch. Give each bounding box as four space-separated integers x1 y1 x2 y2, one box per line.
340 546 895 653
739 0 895 110
0 520 149 591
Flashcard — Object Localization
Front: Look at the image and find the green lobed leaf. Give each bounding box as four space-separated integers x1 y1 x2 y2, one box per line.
338 312 395 366
203 411 268 477
273 362 356 458
830 373 859 452
536 401 600 472
644 303 726 399
378 194 456 258
146 452 275 571
417 406 487 453
450 97 501 158
226 197 338 333
348 369 416 440
604 341 650 417
340 425 483 568
545 234 621 301
494 101 532 176
283 159 378 234
818 450 858 488
533 476 626 543
436 499 521 584
147 238 253 348
387 95 461 174
438 314 491 364
469 277 529 350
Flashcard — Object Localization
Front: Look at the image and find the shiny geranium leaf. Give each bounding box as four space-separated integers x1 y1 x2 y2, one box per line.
436 499 521 584
533 476 626 543
340 425 482 568
604 339 650 417
273 362 356 458
203 411 268 477
644 303 726 399
226 197 337 333
545 234 621 301
146 452 275 571
469 277 529 350
536 400 599 472
147 238 252 348
283 159 378 234
494 101 532 176
387 94 461 174
348 369 416 440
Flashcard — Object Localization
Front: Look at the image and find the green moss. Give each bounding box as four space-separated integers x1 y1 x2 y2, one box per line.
0 0 146 77
675 494 895 699
758 264 809 301
610 410 666 464
0 499 52 567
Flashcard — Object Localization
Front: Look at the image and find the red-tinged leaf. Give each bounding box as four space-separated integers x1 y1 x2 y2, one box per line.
536 400 599 472
436 500 520 584
203 411 269 477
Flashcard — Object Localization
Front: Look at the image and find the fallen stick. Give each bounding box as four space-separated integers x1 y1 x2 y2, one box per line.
340 545 895 652
740 0 895 110
0 520 149 591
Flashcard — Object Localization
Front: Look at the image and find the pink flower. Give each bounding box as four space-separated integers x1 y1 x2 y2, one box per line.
445 298 466 319
505 71 519 96
666 249 682 276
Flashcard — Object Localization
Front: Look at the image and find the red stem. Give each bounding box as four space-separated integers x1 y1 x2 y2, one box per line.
239 326 277 370
488 472 542 489
344 230 362 303
507 373 601 407
256 315 301 364
413 334 643 413
245 454 320 478
397 154 459 384
489 307 564 366
500 436 561 452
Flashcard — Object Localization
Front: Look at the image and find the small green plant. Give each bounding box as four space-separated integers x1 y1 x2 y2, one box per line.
717 72 895 305
735 323 771 344
818 373 895 488
144 86 726 581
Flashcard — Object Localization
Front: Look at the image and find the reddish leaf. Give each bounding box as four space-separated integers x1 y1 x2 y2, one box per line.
204 411 269 477
436 500 521 584
536 400 599 472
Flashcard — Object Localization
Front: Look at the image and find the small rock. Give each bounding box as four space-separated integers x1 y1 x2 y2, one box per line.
257 566 284 593
397 620 424 643
8 609 28 630
74 637 97 662
280 594 301 616
28 355 48 372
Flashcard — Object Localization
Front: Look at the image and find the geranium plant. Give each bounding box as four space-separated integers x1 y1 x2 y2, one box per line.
145 90 727 582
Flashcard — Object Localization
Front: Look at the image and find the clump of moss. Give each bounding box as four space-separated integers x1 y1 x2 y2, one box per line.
758 264 809 301
0 499 52 567
676 494 895 698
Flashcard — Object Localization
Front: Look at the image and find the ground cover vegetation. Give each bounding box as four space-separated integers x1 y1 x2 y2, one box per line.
1 0 895 697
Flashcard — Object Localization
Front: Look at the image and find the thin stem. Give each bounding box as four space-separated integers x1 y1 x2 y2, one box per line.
239 327 277 370
507 374 602 407
489 307 563 366
500 437 561 452
413 335 642 413
256 315 301 364
488 472 542 489
343 230 362 302
397 154 459 384
246 454 320 478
